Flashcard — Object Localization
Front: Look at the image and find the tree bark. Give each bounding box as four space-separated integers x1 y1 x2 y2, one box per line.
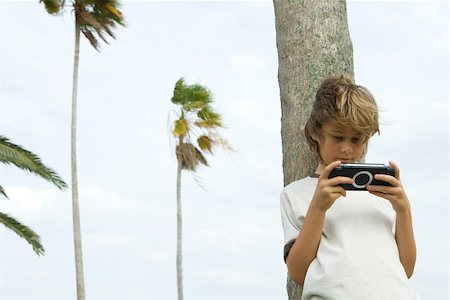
72 14 86 300
274 0 354 185
176 158 184 300
273 0 354 298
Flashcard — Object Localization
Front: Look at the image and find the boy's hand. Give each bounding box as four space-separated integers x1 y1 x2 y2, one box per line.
311 161 354 212
366 161 411 213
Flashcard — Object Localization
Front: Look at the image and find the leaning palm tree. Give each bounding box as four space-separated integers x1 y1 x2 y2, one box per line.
170 78 232 300
39 1 125 299
0 135 67 256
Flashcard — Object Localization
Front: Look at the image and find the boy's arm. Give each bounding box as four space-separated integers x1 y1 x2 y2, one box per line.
286 161 353 285
366 161 416 278
395 206 417 278
286 206 326 285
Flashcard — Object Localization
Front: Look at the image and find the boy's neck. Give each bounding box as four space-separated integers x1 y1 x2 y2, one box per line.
315 163 326 176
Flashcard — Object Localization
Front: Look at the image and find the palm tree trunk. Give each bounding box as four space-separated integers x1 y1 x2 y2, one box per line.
273 1 354 299
274 0 354 186
71 14 86 300
176 158 184 300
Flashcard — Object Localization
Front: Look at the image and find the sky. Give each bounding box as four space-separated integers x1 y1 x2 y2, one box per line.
0 0 448 299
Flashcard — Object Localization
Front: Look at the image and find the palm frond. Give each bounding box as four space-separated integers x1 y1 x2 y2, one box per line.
0 185 8 199
194 147 208 167
197 135 213 153
39 0 64 14
171 78 187 105
103 0 125 26
105 2 123 19
79 10 111 46
172 118 189 138
81 29 100 50
79 9 104 32
183 101 207 111
104 25 116 40
197 106 223 128
40 0 125 50
208 132 237 153
74 0 125 51
191 172 207 191
0 212 44 256
170 78 233 175
187 85 212 104
171 78 213 111
194 120 213 129
94 28 110 45
176 143 208 171
0 136 67 190
182 85 211 112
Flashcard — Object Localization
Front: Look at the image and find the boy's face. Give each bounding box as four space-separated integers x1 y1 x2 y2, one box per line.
315 122 367 166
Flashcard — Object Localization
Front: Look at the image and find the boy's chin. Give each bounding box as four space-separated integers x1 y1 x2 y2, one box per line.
335 158 354 163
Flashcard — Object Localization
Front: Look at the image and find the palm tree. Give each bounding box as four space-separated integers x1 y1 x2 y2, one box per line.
273 0 353 298
0 135 67 256
38 1 125 299
170 78 231 300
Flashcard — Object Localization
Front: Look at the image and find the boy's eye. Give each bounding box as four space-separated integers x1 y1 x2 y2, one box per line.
333 136 344 141
352 137 362 144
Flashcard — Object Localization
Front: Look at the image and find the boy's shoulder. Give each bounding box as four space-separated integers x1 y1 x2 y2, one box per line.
283 176 317 197
281 176 317 211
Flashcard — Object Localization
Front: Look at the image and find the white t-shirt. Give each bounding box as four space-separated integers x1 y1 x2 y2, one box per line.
280 176 419 300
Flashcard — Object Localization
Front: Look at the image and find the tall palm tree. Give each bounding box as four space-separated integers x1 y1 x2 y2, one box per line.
170 78 231 300
273 0 353 298
39 1 125 299
0 135 67 256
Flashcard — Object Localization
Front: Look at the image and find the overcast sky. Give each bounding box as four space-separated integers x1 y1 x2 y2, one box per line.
0 1 448 299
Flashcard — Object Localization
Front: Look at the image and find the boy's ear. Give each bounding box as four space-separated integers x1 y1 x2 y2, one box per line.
311 131 321 143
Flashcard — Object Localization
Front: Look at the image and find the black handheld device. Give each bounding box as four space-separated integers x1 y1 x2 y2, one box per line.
328 163 395 191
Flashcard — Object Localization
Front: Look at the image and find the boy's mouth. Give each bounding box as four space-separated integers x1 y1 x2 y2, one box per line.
337 158 352 162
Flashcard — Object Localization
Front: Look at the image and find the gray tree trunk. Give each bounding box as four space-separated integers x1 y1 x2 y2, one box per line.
273 0 354 299
71 15 86 300
176 158 184 300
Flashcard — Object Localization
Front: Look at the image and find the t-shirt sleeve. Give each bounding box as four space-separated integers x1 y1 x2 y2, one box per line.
280 189 300 262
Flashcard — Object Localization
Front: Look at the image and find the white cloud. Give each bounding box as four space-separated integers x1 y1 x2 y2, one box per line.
85 233 139 245
228 95 280 139
196 269 266 288
195 223 279 254
1 185 154 220
0 186 65 222
0 1 448 299
231 52 267 76
79 185 154 217
0 98 61 139
235 96 259 115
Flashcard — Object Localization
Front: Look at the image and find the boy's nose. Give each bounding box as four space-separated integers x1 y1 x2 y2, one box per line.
341 141 353 153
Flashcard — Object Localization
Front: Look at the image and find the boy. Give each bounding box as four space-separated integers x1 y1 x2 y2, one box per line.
280 75 419 299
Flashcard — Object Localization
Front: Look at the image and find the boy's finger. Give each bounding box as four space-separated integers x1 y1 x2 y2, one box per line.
368 190 387 200
367 185 392 194
330 186 347 197
320 160 341 179
374 174 398 186
328 176 354 186
388 160 400 180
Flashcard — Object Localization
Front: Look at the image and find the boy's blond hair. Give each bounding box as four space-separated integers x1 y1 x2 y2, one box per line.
305 75 380 160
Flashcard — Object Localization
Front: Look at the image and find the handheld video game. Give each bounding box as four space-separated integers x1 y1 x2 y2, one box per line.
328 163 395 191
